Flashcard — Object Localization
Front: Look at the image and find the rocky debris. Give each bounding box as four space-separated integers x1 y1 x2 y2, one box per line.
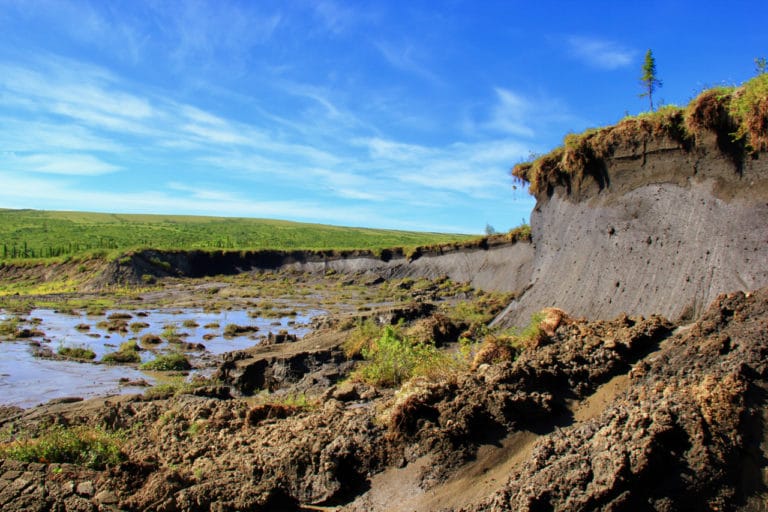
217 347 353 395
262 330 298 345
385 313 673 485
0 289 764 511
468 288 768 511
0 459 100 512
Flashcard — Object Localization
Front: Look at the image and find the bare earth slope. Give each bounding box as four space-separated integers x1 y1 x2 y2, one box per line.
469 288 768 511
496 130 768 328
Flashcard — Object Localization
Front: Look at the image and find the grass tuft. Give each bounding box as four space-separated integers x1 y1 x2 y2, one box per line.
0 425 124 469
140 353 192 371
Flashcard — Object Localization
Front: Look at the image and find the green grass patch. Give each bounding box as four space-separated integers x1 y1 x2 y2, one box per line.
57 345 96 360
352 326 457 387
102 341 141 364
140 353 192 371
0 209 473 262
0 425 124 469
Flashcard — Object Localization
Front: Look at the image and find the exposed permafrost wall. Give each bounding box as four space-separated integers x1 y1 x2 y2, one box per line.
106 242 533 295
281 242 534 293
495 137 768 327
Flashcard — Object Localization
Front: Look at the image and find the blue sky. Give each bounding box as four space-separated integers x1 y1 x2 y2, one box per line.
0 0 766 234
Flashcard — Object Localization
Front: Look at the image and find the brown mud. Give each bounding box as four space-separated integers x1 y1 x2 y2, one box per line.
0 279 765 511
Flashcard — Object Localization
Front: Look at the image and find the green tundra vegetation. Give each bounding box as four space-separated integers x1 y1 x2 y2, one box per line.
0 209 475 261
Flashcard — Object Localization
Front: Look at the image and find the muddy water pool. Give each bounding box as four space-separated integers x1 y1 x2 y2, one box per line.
0 307 321 408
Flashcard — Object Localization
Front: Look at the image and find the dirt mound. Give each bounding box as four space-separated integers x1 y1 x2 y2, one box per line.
471 288 768 511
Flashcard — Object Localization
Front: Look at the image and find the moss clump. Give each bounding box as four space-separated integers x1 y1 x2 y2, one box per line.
140 333 162 346
57 346 96 360
223 323 258 337
102 342 141 364
140 353 192 371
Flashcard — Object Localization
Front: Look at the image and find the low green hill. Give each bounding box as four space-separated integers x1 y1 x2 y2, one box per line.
0 209 473 261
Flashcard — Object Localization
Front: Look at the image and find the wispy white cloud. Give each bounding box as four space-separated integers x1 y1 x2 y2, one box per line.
0 121 123 153
566 36 636 70
355 136 529 199
161 1 281 67
375 41 442 84
486 88 537 137
0 48 536 232
2 153 119 176
166 182 240 202
309 0 358 35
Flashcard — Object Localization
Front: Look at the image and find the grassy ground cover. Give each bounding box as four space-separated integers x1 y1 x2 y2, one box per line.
0 209 473 261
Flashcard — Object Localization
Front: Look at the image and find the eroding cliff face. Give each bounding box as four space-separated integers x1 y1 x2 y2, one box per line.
496 133 768 328
90 240 534 295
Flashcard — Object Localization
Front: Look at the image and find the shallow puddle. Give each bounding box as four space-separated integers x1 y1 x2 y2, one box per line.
0 341 151 408
0 306 321 407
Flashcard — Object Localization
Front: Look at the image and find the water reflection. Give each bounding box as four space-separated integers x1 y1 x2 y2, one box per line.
0 307 321 407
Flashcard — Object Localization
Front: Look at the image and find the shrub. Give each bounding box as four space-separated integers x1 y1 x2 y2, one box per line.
508 224 532 242
0 425 124 469
140 353 191 371
729 73 768 151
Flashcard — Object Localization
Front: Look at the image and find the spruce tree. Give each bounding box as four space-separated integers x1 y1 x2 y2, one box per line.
640 49 662 111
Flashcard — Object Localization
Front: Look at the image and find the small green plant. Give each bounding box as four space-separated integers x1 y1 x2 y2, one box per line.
182 319 199 328
343 317 384 357
0 317 20 337
0 425 124 469
143 376 215 399
352 326 449 387
149 257 172 271
161 324 181 343
186 420 208 437
57 345 96 360
140 353 192 371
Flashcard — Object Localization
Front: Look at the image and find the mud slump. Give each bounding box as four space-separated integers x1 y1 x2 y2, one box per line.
0 307 319 407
